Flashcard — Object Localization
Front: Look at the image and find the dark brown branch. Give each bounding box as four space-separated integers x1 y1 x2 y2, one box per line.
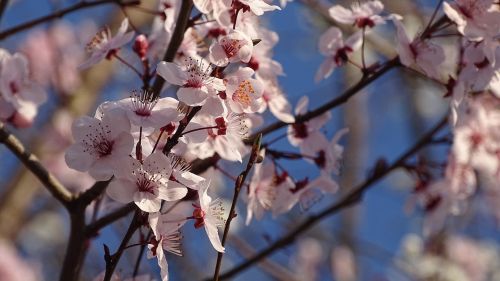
0 121 73 207
151 0 193 98
212 115 448 280
78 179 112 206
0 0 9 24
103 209 141 281
86 202 136 237
59 208 87 281
0 0 140 41
213 135 262 281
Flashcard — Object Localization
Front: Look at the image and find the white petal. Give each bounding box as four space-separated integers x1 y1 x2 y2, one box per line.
107 179 137 204
134 192 161 212
177 87 208 106
204 220 225 253
156 62 186 86
158 186 188 201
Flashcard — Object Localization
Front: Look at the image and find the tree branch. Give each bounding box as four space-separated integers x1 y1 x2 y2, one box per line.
0 121 73 207
0 0 9 24
211 115 449 280
246 57 400 143
86 202 136 237
213 135 262 281
0 0 140 41
151 0 193 98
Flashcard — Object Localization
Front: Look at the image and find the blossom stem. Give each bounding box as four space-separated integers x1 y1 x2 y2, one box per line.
152 129 165 153
361 27 367 71
422 0 445 37
212 116 449 280
0 0 140 40
182 125 218 136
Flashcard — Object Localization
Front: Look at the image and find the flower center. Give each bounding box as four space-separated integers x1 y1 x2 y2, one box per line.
86 28 111 52
232 80 255 107
292 123 309 139
82 124 115 158
221 38 242 58
131 90 157 117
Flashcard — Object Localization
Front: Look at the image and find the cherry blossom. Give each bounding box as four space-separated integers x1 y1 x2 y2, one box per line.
232 0 281 16
106 152 187 212
157 57 225 106
188 113 248 162
257 77 294 123
224 67 264 113
315 27 362 82
79 18 135 69
0 49 47 127
246 159 276 225
443 0 499 42
148 212 185 281
393 19 445 79
209 30 254 66
273 175 339 214
191 180 225 252
116 90 182 129
287 96 331 156
65 107 134 180
328 0 386 28
316 128 349 176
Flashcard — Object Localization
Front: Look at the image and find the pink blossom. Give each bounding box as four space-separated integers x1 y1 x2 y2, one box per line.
287 96 331 156
258 77 295 123
328 0 386 28
224 67 264 113
188 113 248 162
246 159 276 225
192 180 225 252
209 30 253 66
234 0 280 16
443 0 499 42
315 27 362 82
393 19 445 79
273 175 339 214
0 49 46 126
148 212 185 281
116 91 182 129
65 107 134 181
106 152 187 212
157 57 225 106
79 18 135 69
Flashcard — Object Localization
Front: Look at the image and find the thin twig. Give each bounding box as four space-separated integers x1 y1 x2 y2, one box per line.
213 134 263 281
0 121 73 207
211 116 448 280
103 209 142 281
0 0 140 41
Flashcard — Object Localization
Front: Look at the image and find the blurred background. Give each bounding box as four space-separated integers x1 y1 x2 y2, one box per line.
1 0 497 280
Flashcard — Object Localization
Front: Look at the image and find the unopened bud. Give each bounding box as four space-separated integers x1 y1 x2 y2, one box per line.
133 34 149 59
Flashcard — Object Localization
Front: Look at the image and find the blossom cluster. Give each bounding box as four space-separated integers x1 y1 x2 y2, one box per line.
4 0 500 280
58 0 348 280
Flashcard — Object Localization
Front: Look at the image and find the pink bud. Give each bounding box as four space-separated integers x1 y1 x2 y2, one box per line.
133 34 149 59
